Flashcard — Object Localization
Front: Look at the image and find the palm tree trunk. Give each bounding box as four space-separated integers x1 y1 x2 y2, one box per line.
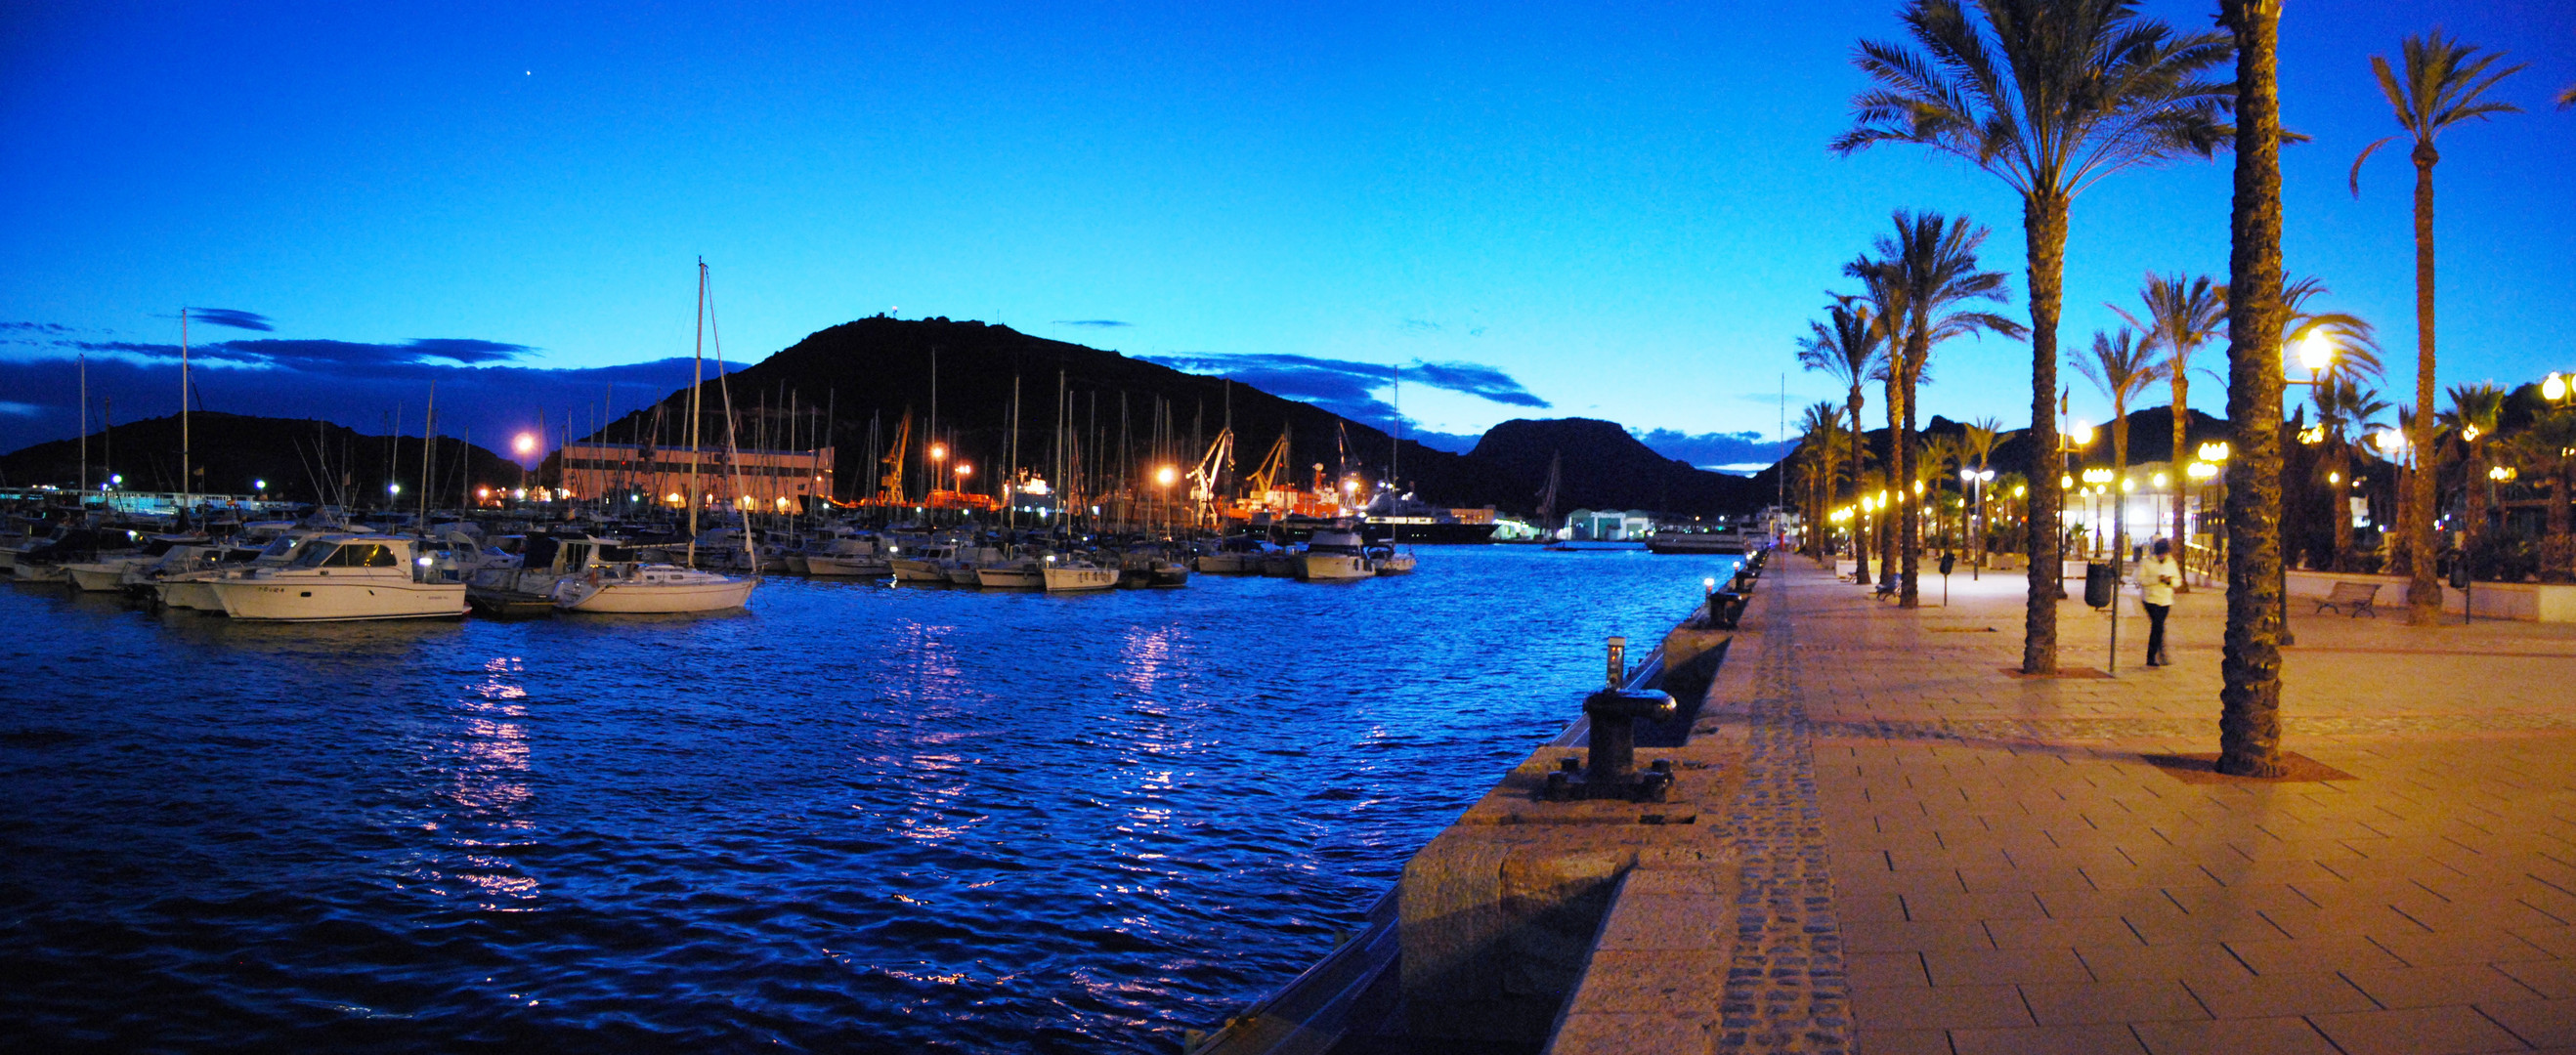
2171 381 2193 591
2464 449 2487 556
1900 330 1926 608
2219 0 2287 778
2407 143 2442 624
1882 376 1902 587
2021 190 2069 673
2331 457 2354 570
2547 462 2572 584
1849 392 1869 584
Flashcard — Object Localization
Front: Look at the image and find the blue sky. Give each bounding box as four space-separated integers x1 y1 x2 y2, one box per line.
3 1 2571 467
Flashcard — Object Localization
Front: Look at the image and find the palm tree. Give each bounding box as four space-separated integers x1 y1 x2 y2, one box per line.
1799 297 1889 582
2310 377 2390 570
1836 0 2231 672
2112 273 2224 576
1923 433 1968 550
2442 382 2508 559
2503 411 2576 582
2073 328 2168 576
2350 29 2526 624
2215 0 2286 777
1796 401 1851 556
1847 210 2025 609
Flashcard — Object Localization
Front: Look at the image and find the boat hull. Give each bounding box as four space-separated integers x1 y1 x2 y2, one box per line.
156 580 222 611
1041 568 1118 592
209 579 468 621
557 575 755 613
975 567 1045 588
803 555 890 576
1297 553 1373 581
65 564 137 592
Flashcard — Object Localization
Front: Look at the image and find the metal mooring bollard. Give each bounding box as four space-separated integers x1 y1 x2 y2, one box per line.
1543 688 1678 803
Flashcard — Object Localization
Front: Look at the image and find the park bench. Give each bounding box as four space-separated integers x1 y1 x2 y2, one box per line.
2316 581 2383 618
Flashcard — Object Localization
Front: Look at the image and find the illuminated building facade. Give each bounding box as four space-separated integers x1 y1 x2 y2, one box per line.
558 442 835 510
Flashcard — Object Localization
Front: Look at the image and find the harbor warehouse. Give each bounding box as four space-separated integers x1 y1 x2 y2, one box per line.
557 443 835 510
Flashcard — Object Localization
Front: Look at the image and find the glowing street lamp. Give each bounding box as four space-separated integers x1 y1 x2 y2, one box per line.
514 433 537 457
2545 372 2569 403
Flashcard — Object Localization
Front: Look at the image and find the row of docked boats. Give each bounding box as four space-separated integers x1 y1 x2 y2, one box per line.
4 511 1422 621
2 517 759 621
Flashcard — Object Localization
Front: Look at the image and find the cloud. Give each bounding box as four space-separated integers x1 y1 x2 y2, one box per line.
183 308 275 332
1408 360 1549 407
1052 319 1132 328
1 322 70 334
1627 428 1791 472
1139 352 1551 426
1401 318 1442 332
59 336 535 370
0 347 717 458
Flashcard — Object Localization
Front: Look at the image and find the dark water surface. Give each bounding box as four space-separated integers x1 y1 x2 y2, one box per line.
1 545 1739 1053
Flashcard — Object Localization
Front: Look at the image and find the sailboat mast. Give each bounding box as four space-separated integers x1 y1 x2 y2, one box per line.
180 308 190 517
687 258 706 569
420 382 435 528
1392 365 1400 486
77 351 87 501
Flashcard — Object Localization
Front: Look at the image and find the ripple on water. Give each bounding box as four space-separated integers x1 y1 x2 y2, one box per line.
0 546 1738 1051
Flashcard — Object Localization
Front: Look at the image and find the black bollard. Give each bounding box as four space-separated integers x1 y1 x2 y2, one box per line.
1544 688 1679 802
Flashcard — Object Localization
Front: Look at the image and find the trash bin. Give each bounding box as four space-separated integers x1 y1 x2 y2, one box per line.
1939 552 1957 576
2083 562 2116 609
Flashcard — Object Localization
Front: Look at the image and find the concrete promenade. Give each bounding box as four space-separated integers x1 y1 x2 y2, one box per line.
1770 556 2576 1055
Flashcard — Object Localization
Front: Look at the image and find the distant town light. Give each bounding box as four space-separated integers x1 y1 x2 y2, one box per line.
389 484 402 495
253 479 266 490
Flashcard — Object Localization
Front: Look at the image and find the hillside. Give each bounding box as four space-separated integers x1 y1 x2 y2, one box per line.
0 411 521 505
575 316 1773 517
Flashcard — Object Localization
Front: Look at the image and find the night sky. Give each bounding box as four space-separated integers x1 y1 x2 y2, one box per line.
3 1 2570 468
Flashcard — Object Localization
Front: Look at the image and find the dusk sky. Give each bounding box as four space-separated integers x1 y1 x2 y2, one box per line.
4 1 2571 467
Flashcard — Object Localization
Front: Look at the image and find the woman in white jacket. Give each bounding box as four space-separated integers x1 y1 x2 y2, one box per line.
2140 538 2181 666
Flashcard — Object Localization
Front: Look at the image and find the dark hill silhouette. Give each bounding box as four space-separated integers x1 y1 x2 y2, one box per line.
0 411 520 506
1468 418 1769 515
575 316 1772 517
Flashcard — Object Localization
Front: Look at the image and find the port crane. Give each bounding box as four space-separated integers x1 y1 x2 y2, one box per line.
876 409 911 504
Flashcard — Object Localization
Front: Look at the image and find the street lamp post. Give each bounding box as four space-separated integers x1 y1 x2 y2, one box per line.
1960 467 1996 579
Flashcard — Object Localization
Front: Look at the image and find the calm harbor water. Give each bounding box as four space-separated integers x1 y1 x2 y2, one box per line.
1 545 1740 1053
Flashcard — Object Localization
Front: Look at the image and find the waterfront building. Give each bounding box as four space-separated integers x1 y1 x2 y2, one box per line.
555 442 834 511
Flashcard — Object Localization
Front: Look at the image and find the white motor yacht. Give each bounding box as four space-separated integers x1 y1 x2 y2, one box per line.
1040 554 1119 592
888 539 958 583
1296 529 1374 581
206 534 468 621
155 531 322 610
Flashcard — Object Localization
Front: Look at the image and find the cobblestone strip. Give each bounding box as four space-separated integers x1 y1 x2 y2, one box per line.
1813 710 2576 745
1716 612 1849 1054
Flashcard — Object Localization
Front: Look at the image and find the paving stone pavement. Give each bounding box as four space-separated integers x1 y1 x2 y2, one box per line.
1717 605 1851 1054
1754 558 2576 1055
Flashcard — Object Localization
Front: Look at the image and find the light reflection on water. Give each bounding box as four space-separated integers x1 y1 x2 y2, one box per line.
1 546 1739 1052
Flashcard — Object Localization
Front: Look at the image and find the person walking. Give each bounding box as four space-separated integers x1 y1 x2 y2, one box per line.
2141 538 2180 666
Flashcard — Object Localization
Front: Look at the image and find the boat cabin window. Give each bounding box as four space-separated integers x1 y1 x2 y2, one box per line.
294 542 400 568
